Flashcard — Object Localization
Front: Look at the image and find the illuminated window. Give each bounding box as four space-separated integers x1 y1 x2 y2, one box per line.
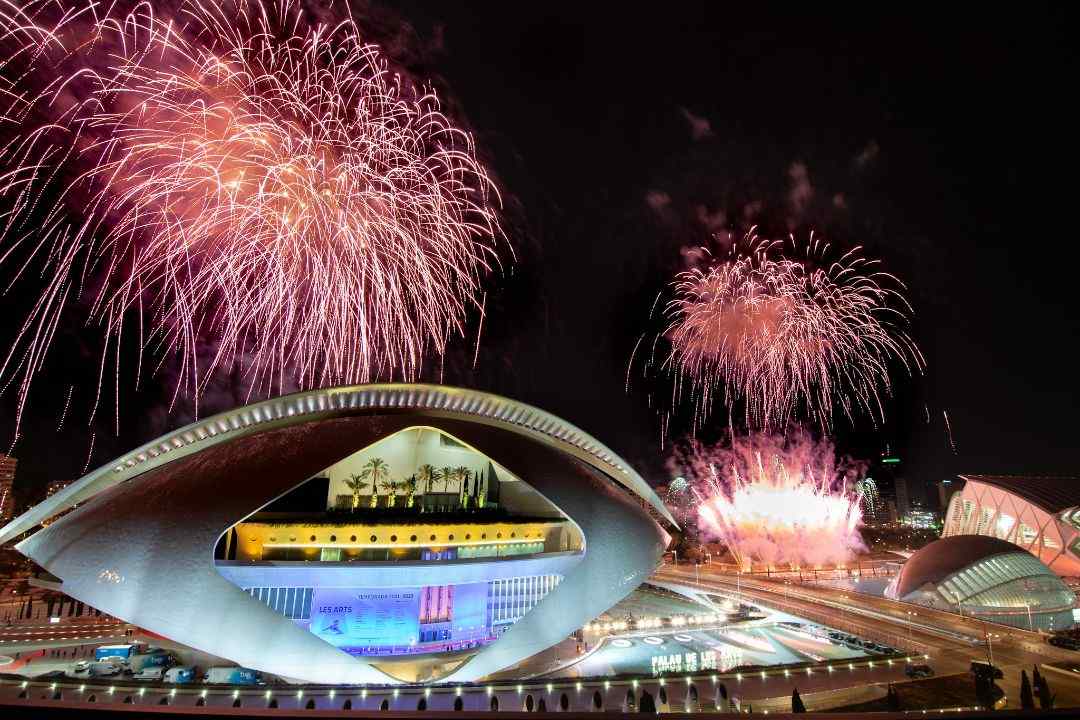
1063 509 1080 531
995 513 1015 539
1017 524 1038 545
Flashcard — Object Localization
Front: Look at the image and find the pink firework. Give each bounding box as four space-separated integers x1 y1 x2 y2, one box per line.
661 232 923 431
675 433 865 570
0 0 501 431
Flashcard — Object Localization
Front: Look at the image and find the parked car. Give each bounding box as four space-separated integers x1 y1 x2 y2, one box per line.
905 663 935 678
1049 635 1080 650
89 660 124 677
970 661 1003 680
97 655 128 665
133 667 167 681
72 660 91 674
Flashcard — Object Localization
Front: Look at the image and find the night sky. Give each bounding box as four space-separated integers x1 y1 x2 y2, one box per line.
2 3 1077 507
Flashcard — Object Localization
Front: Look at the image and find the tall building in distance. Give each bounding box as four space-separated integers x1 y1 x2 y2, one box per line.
0 454 16 523
936 477 962 512
863 446 911 524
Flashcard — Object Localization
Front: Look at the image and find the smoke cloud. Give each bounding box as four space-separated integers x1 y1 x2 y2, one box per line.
670 432 865 569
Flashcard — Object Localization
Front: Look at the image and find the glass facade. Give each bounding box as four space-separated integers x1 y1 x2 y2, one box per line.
489 574 561 625
243 586 315 620
261 540 548 563
245 575 561 657
217 425 585 667
936 552 1075 631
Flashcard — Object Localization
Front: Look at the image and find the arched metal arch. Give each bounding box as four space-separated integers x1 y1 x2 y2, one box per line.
0 384 675 544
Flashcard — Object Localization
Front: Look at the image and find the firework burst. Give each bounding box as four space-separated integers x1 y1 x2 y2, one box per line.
0 0 502 433
673 433 865 570
657 231 922 431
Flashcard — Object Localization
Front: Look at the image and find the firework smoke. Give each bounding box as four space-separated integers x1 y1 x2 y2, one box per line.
659 231 922 431
0 0 502 433
673 433 865 569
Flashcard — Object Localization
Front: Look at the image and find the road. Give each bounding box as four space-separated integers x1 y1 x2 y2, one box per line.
0 618 130 665
656 565 1080 709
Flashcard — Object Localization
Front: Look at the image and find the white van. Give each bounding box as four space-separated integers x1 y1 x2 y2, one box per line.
132 667 166 681
89 660 124 677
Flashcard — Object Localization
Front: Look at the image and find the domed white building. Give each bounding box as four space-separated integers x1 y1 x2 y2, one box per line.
885 535 1075 632
0 385 673 684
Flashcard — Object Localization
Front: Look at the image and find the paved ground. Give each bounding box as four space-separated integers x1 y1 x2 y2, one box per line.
658 565 1080 710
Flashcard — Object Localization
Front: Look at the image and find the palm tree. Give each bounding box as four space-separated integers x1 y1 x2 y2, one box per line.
417 464 439 495
379 478 399 508
343 473 368 510
440 466 455 492
361 457 390 508
402 476 418 508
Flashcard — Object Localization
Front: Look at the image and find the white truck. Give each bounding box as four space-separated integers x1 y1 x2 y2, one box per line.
203 666 263 685
164 666 197 684
129 649 175 672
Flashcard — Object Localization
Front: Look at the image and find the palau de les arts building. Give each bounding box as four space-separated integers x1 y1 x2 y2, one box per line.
0 385 674 684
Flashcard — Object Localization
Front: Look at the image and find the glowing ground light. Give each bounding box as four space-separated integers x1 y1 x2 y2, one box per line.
0 0 503 434
611 639 634 648
643 637 664 645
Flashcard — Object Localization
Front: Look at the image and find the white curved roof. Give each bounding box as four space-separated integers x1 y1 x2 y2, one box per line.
9 385 672 684
1 384 676 544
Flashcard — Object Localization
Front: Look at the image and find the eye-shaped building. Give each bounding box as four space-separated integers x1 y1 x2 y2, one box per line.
0 385 672 685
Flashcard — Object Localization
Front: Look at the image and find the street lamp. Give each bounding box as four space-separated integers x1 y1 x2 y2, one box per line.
946 587 964 618
905 610 917 647
984 623 996 667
